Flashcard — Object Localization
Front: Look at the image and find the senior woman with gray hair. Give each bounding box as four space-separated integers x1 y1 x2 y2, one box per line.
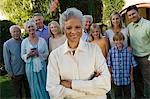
46 8 111 99
21 20 49 99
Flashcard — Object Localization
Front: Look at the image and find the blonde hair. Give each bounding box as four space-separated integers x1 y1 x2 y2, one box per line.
110 12 124 28
48 21 61 38
113 32 125 41
89 23 102 41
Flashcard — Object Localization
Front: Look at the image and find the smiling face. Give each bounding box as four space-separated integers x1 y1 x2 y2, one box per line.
33 16 44 29
91 28 100 40
114 39 123 49
127 9 140 23
10 27 21 40
26 25 36 36
50 23 59 35
111 14 121 27
64 17 82 44
84 17 92 31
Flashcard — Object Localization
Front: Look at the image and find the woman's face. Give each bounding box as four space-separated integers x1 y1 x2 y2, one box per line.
64 18 82 43
111 14 121 26
26 25 36 36
91 28 100 39
50 24 59 35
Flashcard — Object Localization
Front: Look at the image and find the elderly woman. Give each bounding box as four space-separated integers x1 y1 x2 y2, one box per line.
21 20 49 99
48 21 66 52
46 8 111 99
105 12 129 49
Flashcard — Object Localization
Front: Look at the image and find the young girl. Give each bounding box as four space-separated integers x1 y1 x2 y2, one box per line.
89 23 108 58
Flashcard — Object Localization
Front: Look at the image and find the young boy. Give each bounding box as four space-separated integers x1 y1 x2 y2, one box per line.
107 33 137 99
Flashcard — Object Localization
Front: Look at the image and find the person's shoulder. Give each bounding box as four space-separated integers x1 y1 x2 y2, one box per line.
3 38 12 46
127 22 133 28
49 43 64 56
143 18 150 25
105 29 112 33
22 38 28 43
39 37 46 41
44 25 48 29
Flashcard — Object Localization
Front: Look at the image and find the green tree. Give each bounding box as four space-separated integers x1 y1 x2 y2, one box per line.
0 0 52 26
101 0 125 25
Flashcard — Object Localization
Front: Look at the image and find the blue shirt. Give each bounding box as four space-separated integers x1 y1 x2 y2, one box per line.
107 46 137 86
3 38 25 76
36 25 50 44
81 30 90 42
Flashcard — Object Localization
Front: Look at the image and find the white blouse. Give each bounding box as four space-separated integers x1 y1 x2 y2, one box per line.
105 28 129 48
21 37 49 72
46 39 111 99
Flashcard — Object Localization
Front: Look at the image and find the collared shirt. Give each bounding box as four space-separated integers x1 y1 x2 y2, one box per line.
3 38 25 76
107 46 137 86
46 39 111 99
36 25 50 44
81 30 90 42
127 18 150 57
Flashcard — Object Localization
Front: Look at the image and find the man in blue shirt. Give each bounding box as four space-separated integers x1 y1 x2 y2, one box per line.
33 13 50 44
107 33 137 99
81 15 93 42
3 25 30 98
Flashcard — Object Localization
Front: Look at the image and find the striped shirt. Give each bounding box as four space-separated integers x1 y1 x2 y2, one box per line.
107 46 137 85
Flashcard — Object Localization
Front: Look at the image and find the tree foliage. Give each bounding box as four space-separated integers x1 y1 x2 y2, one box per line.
100 0 125 25
0 0 51 26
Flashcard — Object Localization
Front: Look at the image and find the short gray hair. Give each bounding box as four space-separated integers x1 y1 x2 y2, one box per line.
32 13 44 21
83 15 93 24
9 25 21 33
25 19 37 30
59 7 83 31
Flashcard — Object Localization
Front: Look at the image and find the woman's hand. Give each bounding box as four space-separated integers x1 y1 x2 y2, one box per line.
60 80 72 89
27 49 39 58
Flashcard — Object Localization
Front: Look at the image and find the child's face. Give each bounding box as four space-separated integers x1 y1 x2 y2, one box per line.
114 39 123 49
91 28 100 39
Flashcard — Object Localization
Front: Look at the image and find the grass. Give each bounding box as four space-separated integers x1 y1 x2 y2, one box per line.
0 75 15 99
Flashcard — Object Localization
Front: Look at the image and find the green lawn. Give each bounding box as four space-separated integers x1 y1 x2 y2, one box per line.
0 75 15 99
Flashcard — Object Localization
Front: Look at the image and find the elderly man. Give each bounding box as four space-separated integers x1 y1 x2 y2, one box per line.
81 15 93 42
3 25 30 98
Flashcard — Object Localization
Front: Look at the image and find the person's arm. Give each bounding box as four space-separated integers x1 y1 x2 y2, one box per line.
21 39 29 62
103 38 108 58
46 52 86 99
130 67 134 82
3 43 14 77
130 53 138 82
71 45 111 95
38 38 49 61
